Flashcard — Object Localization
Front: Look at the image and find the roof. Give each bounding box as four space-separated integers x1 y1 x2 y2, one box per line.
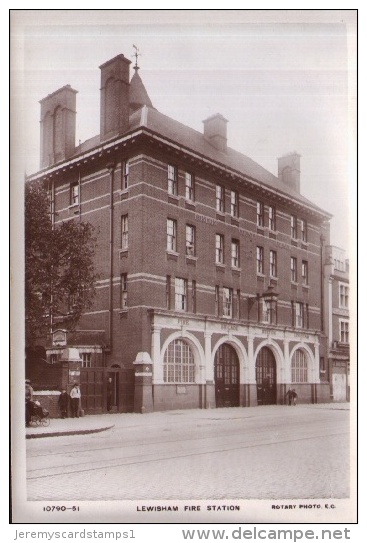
38 71 331 219
129 69 154 112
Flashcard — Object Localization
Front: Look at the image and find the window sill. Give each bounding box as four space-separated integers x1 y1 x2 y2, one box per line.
257 272 266 278
216 211 225 221
231 267 241 274
119 249 128 258
166 250 179 261
69 204 80 214
168 194 179 204
301 241 308 248
302 284 310 289
215 262 225 270
185 199 196 209
119 188 129 200
291 281 298 287
270 275 278 281
119 309 128 318
186 255 198 264
230 216 239 225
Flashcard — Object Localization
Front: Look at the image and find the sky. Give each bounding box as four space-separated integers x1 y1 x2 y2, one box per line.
11 9 357 253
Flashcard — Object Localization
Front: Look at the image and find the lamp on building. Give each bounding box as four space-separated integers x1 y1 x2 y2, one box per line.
247 284 279 322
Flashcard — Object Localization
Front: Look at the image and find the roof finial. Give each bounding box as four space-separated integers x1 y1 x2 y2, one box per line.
132 44 141 71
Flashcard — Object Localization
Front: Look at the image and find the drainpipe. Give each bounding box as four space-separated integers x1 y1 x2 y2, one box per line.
107 163 115 351
320 234 325 333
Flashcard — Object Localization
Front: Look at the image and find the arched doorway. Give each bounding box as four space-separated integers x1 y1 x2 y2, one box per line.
214 343 240 407
256 346 277 405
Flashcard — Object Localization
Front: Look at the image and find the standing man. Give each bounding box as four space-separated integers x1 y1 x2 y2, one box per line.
58 389 69 419
70 383 81 418
25 379 33 427
107 377 113 412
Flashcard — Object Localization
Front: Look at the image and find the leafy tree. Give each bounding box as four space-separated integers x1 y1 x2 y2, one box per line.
25 181 98 344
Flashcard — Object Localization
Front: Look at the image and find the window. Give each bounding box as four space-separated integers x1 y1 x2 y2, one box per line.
257 201 264 227
70 182 79 206
166 275 171 309
291 350 308 383
215 285 220 316
291 215 297 238
216 185 225 212
81 353 92 368
339 284 349 308
256 246 264 274
175 278 187 311
216 234 224 264
121 215 128 249
260 299 271 324
120 274 127 309
168 164 177 195
340 320 349 343
268 205 276 230
270 250 277 277
237 289 241 319
163 339 195 383
186 225 196 256
231 239 240 268
192 280 197 313
301 261 308 285
291 257 297 282
223 287 233 318
122 160 129 190
185 172 194 201
230 190 238 218
260 299 277 324
167 219 177 252
292 301 308 328
49 354 58 364
300 219 307 242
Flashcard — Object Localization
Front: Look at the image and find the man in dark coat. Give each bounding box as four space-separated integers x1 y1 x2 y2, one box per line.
58 389 69 419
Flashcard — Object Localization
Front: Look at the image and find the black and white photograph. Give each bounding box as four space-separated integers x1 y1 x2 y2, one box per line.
10 9 357 528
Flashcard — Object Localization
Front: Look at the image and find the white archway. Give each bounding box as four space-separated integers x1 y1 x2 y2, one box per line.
289 343 316 383
254 339 285 383
160 331 206 384
211 335 249 384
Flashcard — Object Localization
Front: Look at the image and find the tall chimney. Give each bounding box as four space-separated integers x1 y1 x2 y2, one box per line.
40 85 77 169
100 54 131 142
203 113 228 152
278 152 301 192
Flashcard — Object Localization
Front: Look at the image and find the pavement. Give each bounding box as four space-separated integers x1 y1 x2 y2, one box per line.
25 402 350 439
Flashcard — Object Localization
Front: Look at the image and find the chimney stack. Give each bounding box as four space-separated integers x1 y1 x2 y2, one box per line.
40 85 77 169
203 113 228 152
278 152 301 192
99 54 131 142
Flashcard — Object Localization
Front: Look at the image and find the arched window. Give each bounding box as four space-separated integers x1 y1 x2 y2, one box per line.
291 349 308 383
163 339 195 383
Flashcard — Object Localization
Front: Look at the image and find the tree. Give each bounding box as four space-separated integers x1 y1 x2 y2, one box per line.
25 181 98 344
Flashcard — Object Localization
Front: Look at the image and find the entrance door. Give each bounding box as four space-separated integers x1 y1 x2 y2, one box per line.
215 344 240 407
332 373 347 401
256 347 277 405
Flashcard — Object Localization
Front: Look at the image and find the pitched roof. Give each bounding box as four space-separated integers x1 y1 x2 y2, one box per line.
129 105 329 214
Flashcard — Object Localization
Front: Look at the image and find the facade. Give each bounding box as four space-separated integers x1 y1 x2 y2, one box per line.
26 53 334 414
324 246 350 401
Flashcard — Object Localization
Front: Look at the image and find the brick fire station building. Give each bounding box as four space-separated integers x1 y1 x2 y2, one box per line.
26 53 334 414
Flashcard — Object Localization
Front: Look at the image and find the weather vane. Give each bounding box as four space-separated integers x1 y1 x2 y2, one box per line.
132 44 141 70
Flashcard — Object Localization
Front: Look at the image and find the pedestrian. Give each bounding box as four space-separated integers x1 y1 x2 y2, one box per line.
292 389 298 406
286 387 293 406
25 379 34 427
70 383 81 418
107 377 113 412
58 389 69 419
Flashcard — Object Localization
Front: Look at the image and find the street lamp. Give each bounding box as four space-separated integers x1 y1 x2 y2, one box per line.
247 284 279 323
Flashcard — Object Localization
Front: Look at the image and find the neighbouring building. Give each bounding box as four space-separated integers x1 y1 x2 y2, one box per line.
26 53 335 415
324 246 350 402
